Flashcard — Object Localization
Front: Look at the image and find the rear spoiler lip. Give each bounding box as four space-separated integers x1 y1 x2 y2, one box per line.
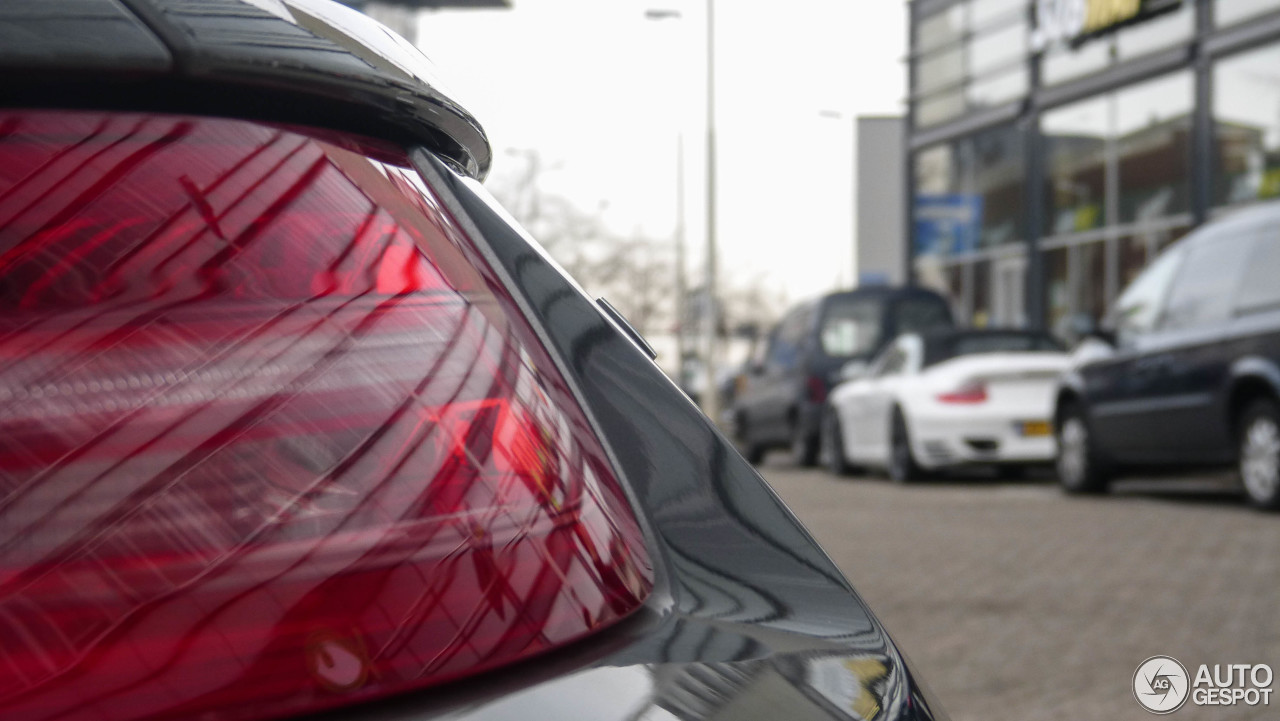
970 369 1067 382
926 353 1072 385
0 0 491 180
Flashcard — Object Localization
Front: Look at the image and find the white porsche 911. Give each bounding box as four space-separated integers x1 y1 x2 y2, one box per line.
821 329 1070 481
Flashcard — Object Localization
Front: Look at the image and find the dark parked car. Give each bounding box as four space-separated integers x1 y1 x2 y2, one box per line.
732 288 954 466
0 3 946 721
1055 202 1280 509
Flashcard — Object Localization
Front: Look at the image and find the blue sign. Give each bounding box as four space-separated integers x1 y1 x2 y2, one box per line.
858 271 891 287
914 194 983 258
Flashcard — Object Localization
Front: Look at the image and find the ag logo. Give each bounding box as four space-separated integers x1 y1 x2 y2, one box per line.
1134 656 1190 714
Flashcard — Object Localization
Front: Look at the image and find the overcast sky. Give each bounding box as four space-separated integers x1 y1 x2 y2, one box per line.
415 0 908 305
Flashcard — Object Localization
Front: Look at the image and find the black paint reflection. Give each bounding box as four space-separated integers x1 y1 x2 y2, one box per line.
415 152 947 721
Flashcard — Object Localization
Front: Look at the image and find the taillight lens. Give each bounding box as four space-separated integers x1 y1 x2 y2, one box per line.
0 111 653 721
936 381 988 404
806 375 827 404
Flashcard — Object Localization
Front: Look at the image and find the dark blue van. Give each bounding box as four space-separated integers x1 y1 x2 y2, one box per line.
732 287 954 464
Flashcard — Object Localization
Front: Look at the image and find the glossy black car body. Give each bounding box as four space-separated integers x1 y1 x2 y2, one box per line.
0 2 946 720
1054 202 1280 508
732 288 953 466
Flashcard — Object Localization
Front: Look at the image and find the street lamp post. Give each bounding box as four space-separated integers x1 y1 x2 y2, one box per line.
643 9 688 392
702 0 720 427
674 134 688 387
645 3 720 426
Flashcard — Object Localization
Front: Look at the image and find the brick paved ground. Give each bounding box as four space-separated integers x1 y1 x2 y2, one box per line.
758 453 1280 721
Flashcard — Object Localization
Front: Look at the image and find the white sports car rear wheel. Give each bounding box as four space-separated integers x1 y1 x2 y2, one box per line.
888 409 926 483
820 406 855 477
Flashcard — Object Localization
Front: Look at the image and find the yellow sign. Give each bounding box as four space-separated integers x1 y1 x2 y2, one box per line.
1033 0 1176 50
1083 0 1142 33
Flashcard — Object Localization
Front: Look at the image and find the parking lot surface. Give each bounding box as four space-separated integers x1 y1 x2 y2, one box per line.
758 454 1280 721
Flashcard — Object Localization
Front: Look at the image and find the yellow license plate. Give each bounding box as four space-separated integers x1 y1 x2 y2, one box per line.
1021 420 1052 437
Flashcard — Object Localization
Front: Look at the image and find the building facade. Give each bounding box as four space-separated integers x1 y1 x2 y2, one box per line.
907 0 1280 336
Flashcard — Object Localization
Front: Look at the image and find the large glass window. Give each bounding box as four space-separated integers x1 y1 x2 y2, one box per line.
972 258 993 327
918 4 966 52
1116 73 1194 223
914 124 1025 259
1078 240 1107 323
911 254 963 328
1045 247 1070 336
918 46 966 95
1116 3 1194 60
913 0 1028 128
969 68 1030 107
917 90 967 128
914 143 969 260
1042 71 1192 235
1217 0 1280 26
1214 43 1280 207
1044 96 1109 235
971 0 1025 26
1042 40 1110 86
991 252 1028 327
970 17 1027 74
1041 72 1192 336
916 143 954 196
914 122 1025 329
972 124 1025 248
1041 2 1194 86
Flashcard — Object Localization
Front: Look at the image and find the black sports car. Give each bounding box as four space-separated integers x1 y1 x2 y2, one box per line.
0 3 946 720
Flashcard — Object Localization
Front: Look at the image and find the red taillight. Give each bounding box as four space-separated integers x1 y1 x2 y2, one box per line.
936 381 988 404
0 111 653 721
806 375 827 404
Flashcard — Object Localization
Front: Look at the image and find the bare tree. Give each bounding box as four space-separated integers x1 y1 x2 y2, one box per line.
719 270 784 338
587 234 674 336
488 153 674 336
488 150 785 343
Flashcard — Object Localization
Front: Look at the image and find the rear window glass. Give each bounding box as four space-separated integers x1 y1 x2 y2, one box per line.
893 296 953 335
1163 228 1256 330
820 297 884 357
1235 225 1280 315
924 332 1063 366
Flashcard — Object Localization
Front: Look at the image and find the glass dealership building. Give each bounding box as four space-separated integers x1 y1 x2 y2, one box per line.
907 0 1280 336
